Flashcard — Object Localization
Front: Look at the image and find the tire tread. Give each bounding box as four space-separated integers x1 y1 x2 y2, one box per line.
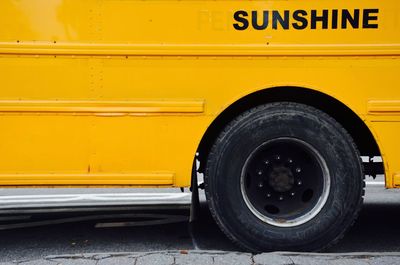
204 102 365 252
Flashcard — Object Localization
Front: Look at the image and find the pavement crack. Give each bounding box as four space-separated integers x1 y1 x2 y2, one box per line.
287 255 296 265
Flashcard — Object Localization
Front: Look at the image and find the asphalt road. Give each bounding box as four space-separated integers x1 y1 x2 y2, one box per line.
0 180 399 262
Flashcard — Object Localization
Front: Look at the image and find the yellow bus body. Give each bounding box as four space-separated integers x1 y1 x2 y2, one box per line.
0 0 399 188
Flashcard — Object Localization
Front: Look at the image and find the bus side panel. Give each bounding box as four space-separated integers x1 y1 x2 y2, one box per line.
0 0 399 187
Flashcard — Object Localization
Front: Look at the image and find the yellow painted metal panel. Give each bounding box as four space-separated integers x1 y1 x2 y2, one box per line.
0 173 174 186
363 122 399 188
0 100 205 114
0 56 91 100
368 100 400 115
1 0 397 45
0 116 91 173
0 43 399 56
393 173 400 188
0 0 399 188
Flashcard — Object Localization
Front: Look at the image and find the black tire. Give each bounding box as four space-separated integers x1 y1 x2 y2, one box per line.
205 102 364 252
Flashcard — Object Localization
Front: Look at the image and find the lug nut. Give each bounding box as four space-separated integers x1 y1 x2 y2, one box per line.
257 170 263 176
287 158 293 164
258 182 264 188
275 155 281 161
266 193 271 198
290 192 295 197
297 180 303 186
264 160 270 165
295 167 302 173
278 195 284 201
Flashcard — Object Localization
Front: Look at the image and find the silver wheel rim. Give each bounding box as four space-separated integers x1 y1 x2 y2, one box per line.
240 137 331 227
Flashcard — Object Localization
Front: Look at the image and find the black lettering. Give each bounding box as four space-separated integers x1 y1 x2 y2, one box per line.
233 9 378 31
311 10 329 29
331 9 338 29
363 9 379 29
233 10 249 30
272 10 289 30
341 9 360 29
252 11 269 30
292 10 308 30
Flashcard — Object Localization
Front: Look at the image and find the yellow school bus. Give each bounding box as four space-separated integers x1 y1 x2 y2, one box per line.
0 0 399 251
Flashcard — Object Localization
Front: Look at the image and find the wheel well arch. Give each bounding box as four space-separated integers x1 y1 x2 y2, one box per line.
196 86 383 174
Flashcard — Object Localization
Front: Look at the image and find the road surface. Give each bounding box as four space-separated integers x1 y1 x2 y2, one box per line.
0 176 399 263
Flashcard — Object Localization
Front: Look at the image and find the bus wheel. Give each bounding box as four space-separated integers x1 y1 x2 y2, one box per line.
204 102 364 252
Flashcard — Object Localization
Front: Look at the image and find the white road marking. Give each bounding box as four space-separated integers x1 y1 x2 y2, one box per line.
0 177 387 210
0 193 191 204
361 156 383 163
366 181 385 186
0 193 192 211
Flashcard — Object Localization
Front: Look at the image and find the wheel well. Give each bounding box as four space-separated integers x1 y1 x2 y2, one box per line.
196 86 383 174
